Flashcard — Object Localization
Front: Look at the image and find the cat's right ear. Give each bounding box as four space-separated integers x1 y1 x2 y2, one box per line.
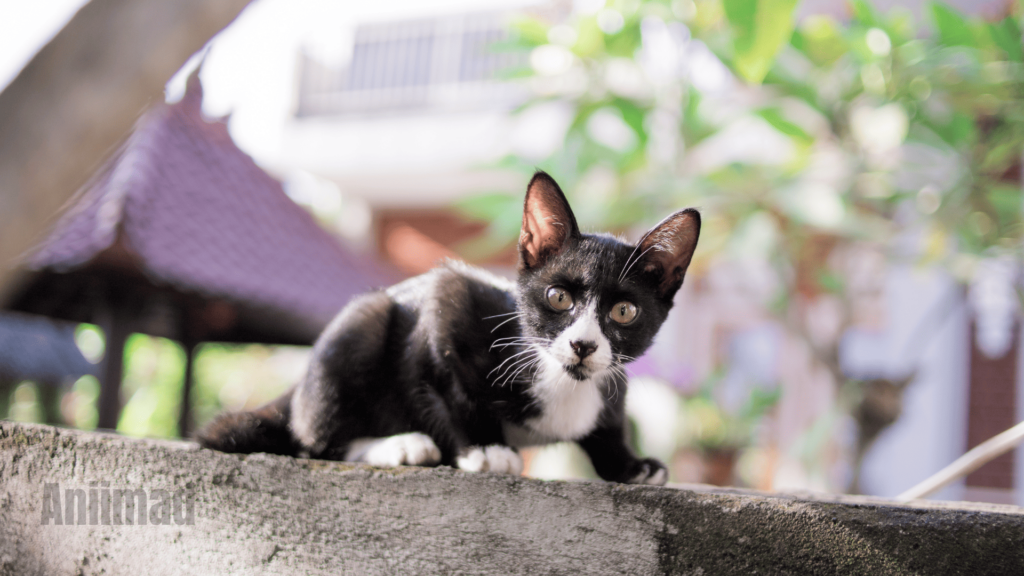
519 171 580 271
635 208 701 299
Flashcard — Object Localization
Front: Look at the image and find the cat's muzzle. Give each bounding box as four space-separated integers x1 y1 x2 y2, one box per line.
563 361 592 381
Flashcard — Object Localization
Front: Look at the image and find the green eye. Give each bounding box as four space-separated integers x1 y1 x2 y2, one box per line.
609 302 638 324
546 286 573 311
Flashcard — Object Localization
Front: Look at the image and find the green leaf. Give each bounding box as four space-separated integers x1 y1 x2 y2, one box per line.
681 88 709 139
510 16 550 46
791 15 847 67
740 387 782 421
987 185 1023 227
611 97 650 146
930 2 973 47
980 142 1019 174
989 18 1023 62
723 0 800 84
849 0 882 27
816 269 845 294
922 111 977 147
761 67 824 112
605 19 643 57
573 17 605 57
884 7 916 45
757 107 813 144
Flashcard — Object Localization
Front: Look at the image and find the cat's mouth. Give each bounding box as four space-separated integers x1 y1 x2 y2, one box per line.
562 363 591 381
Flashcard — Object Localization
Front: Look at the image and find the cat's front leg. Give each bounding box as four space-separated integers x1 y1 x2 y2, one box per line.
578 424 668 485
456 445 524 476
344 433 443 467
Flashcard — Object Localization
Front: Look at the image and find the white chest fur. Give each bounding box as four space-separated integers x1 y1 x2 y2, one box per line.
510 354 607 445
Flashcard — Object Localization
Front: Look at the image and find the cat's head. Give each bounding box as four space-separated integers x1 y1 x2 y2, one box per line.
515 171 700 382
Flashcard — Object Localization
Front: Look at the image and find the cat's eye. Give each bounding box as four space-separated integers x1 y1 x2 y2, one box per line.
609 302 638 324
546 286 573 311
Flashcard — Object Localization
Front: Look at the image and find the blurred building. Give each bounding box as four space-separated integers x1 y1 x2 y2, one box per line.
280 7 545 275
5 72 396 435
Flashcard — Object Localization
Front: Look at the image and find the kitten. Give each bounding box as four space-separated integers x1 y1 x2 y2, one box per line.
198 171 700 485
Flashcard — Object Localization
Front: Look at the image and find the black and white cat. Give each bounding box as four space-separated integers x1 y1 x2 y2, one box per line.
198 171 700 485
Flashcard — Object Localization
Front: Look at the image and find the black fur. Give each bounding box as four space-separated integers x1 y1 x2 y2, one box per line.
198 171 700 484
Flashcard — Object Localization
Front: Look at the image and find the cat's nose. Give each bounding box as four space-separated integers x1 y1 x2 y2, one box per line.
570 340 597 360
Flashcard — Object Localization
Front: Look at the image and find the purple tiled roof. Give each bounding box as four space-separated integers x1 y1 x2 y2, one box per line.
23 73 398 342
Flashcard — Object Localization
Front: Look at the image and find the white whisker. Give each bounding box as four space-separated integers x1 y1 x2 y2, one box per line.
490 314 522 333
488 348 537 378
501 355 540 388
490 337 550 351
483 311 519 320
496 350 542 388
494 345 543 384
619 242 644 282
619 245 657 284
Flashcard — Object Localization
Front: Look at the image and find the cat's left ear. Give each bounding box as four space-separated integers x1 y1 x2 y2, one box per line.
635 209 701 299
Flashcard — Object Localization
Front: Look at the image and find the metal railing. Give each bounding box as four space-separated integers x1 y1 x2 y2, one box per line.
897 420 1024 501
296 12 527 117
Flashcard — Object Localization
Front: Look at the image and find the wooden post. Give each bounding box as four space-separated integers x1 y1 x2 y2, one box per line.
97 306 129 431
178 341 198 438
963 320 1019 499
0 378 11 419
36 381 63 425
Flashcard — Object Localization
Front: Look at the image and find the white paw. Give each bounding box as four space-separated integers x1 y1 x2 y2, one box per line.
642 466 668 486
456 447 487 472
627 460 668 486
485 445 524 475
456 445 523 476
348 433 442 467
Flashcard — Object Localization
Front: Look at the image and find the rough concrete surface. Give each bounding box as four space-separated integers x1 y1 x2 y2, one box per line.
1 421 1023 575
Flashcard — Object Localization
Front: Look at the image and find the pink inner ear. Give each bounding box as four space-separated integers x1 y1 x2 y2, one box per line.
530 204 564 243
636 209 700 296
521 203 565 267
519 173 578 268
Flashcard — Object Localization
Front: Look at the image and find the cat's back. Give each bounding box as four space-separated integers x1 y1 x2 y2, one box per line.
385 259 515 309
382 260 518 357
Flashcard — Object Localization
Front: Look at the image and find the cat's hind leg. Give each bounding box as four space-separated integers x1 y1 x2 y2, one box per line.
290 291 404 458
344 433 442 467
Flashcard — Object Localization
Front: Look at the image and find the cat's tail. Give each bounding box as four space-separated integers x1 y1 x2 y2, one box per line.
195 388 300 456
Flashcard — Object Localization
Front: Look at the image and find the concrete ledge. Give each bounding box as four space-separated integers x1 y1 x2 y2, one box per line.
2 421 1023 575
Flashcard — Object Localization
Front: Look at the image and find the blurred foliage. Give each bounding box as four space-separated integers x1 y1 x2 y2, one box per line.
74 323 105 364
470 0 1024 274
114 338 304 439
678 376 781 452
192 342 306 432
0 335 305 440
7 382 43 423
724 0 801 83
117 334 185 438
458 0 1024 488
66 375 100 429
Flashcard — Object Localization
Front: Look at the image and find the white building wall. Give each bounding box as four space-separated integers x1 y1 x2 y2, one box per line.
1016 323 1024 507
848 267 970 501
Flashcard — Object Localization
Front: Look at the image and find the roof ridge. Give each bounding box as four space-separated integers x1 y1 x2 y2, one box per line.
93 107 166 245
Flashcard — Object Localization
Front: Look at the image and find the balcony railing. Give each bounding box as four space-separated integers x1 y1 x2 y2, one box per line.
296 12 527 117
